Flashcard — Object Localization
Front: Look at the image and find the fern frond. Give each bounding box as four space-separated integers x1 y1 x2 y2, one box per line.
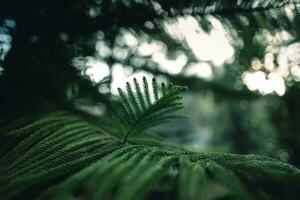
205 161 253 200
113 76 188 143
117 88 136 121
152 78 159 101
134 78 146 111
143 77 151 106
178 159 207 200
1 107 300 200
126 82 142 117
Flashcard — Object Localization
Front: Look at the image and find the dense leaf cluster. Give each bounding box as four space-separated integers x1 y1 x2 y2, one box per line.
113 77 187 142
1 106 300 199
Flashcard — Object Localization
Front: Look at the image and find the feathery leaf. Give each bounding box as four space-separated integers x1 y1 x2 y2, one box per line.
1 107 300 200
143 77 152 107
113 76 187 143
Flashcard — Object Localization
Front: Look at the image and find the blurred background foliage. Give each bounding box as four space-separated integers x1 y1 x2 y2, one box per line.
1 0 300 166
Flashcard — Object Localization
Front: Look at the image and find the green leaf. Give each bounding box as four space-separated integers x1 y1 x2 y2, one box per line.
113 76 188 143
1 107 300 200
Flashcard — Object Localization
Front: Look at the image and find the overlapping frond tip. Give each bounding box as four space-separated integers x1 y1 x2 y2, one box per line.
113 76 188 142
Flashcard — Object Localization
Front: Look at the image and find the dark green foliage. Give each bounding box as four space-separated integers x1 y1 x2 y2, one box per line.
1 1 300 199
113 77 187 142
1 107 300 200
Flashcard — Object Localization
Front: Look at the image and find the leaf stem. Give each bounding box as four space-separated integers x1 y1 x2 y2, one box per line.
123 130 132 143
122 118 141 143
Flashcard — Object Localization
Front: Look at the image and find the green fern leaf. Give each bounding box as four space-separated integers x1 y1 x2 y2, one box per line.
134 78 147 111
1 107 300 200
113 76 187 143
152 78 159 101
143 77 151 107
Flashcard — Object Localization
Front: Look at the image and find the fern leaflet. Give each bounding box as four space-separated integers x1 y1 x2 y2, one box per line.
113 76 187 143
